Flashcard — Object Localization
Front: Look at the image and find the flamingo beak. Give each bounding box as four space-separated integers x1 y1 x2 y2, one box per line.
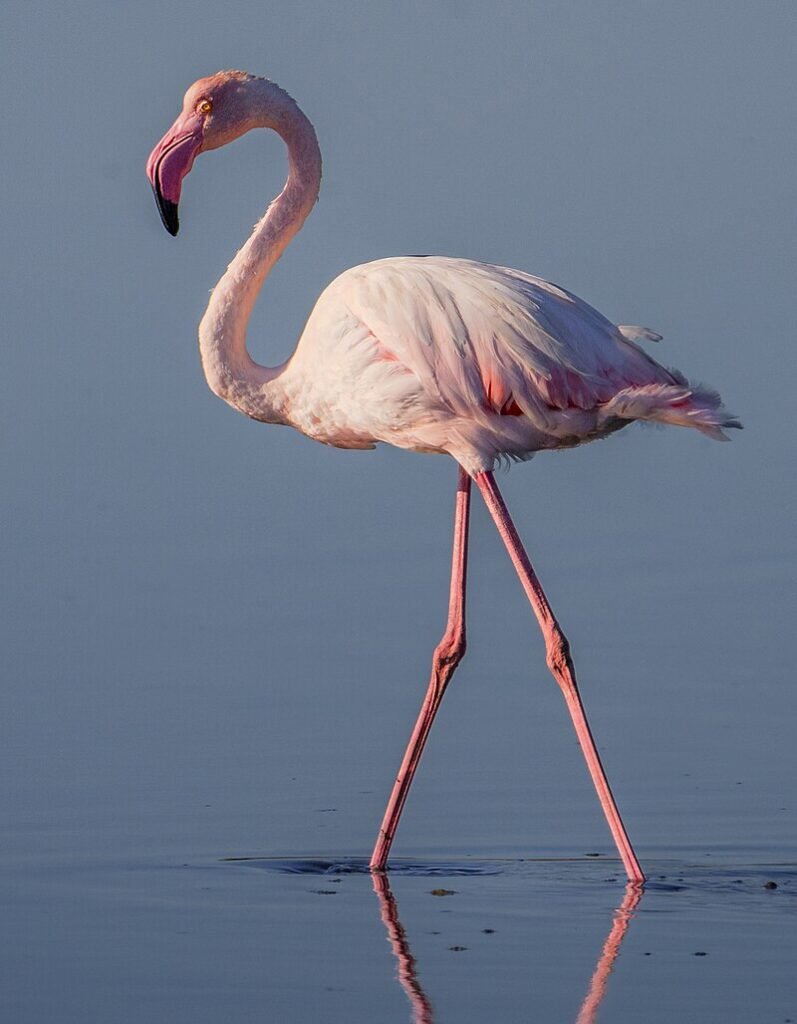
146 112 205 236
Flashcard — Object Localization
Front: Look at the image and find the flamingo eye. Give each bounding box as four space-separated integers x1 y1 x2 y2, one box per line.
196 98 212 115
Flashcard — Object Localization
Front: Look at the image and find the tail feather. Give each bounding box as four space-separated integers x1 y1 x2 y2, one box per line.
599 382 742 440
617 324 663 343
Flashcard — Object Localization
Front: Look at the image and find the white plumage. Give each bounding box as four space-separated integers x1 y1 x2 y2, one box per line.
282 255 737 474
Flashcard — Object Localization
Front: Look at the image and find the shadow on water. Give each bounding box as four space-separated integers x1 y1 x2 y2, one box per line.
222 856 502 876
229 856 644 1023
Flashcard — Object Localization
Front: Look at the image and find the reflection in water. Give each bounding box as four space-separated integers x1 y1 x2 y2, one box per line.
576 884 642 1024
372 873 642 1024
373 873 435 1024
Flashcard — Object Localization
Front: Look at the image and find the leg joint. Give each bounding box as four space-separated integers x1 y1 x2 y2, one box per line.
545 633 572 676
434 629 467 670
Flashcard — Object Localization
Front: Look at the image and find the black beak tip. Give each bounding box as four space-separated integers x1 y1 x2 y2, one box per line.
160 198 180 237
151 182 180 236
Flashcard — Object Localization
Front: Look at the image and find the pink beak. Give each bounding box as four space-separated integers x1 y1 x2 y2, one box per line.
146 111 205 235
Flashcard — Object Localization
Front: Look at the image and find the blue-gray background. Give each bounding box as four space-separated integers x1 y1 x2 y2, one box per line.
1 4 795 1019
2 0 793 860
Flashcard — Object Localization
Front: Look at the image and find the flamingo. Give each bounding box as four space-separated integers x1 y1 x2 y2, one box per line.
146 70 740 885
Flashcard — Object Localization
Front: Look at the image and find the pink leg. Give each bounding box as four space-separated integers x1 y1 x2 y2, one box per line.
370 466 471 871
474 471 645 884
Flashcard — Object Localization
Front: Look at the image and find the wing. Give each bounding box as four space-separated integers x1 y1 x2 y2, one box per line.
333 256 678 423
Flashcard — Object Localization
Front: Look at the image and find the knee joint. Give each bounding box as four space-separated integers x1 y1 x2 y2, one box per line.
435 631 467 669
546 635 571 676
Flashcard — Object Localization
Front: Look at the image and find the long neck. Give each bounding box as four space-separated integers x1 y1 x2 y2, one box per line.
198 82 322 423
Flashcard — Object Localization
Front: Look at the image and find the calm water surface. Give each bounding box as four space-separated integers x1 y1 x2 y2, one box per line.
4 839 795 1023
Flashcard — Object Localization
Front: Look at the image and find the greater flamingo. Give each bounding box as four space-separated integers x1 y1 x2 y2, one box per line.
147 71 740 884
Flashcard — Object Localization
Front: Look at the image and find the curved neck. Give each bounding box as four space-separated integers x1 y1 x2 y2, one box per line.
198 81 322 423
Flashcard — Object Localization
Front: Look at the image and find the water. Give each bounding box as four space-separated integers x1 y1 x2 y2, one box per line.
1 1 795 1020
5 845 794 1022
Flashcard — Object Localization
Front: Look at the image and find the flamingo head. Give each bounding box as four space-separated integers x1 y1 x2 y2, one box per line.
146 70 260 236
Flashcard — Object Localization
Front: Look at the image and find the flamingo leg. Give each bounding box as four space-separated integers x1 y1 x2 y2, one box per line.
370 466 471 872
474 470 645 884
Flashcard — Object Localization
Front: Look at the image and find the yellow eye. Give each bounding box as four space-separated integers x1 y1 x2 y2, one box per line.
196 99 212 115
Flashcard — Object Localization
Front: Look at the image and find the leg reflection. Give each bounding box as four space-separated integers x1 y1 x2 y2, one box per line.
372 873 435 1024
372 874 642 1024
576 883 643 1024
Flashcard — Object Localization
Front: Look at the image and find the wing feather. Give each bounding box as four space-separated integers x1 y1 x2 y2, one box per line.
336 257 675 422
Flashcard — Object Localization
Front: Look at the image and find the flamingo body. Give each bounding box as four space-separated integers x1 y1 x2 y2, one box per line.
147 71 740 882
279 254 733 474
